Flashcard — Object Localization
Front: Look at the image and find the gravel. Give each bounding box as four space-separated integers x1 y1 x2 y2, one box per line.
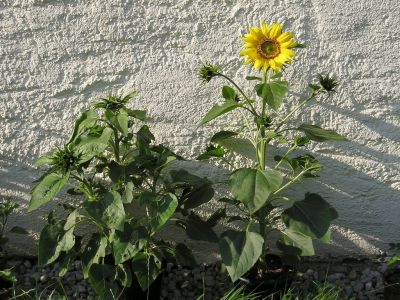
1 257 396 299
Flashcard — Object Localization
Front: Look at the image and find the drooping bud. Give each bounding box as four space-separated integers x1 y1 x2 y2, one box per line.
197 64 221 82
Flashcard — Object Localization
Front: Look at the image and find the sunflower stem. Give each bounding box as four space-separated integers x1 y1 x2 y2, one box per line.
275 91 323 132
216 72 258 116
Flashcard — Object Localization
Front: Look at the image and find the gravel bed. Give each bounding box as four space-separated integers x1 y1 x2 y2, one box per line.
1 258 95 299
291 257 391 300
1 257 397 299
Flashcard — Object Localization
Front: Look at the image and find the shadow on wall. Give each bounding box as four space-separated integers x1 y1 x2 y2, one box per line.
0 123 399 260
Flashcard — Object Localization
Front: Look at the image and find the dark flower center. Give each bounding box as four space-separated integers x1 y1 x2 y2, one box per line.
258 39 280 59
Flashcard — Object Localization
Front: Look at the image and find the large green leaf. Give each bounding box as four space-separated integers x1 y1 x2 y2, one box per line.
177 213 219 243
68 109 98 144
222 86 238 101
124 108 146 120
74 127 113 163
216 137 256 161
85 191 125 231
136 125 155 154
255 81 288 111
199 100 241 126
182 183 214 210
87 264 119 300
219 230 264 282
34 150 57 167
150 193 178 230
131 252 162 291
38 212 77 266
278 229 314 256
82 234 107 278
116 108 129 136
229 168 283 214
113 223 139 264
298 124 347 142
282 193 338 242
29 171 70 212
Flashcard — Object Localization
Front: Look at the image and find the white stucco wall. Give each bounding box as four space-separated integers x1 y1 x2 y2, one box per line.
1 0 399 259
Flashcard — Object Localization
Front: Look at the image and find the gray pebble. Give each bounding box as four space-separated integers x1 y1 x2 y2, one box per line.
39 274 47 283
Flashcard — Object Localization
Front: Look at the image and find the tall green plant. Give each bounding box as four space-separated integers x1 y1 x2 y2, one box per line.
29 93 220 298
196 21 344 282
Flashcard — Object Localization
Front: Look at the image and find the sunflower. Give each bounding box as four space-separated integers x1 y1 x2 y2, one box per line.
241 22 297 73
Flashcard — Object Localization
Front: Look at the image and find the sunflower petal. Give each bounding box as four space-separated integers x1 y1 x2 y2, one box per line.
254 59 263 70
261 21 270 36
269 23 282 39
280 39 297 48
277 32 294 43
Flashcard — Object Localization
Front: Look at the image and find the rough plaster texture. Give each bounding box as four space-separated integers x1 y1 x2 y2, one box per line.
0 0 399 260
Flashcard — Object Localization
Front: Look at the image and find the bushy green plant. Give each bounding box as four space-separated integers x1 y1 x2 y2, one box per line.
29 92 221 298
196 21 345 282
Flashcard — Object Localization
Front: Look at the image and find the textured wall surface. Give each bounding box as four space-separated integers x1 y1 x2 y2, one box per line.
1 0 399 259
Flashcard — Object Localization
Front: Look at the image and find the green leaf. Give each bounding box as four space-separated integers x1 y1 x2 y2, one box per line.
85 191 125 231
298 124 347 142
246 76 262 81
68 109 98 144
282 193 338 242
149 194 178 230
174 243 197 268
197 145 225 160
125 108 146 120
122 182 134 204
183 183 214 210
278 229 314 256
177 213 219 243
131 252 162 291
117 109 129 136
136 125 155 154
38 213 76 266
0 268 17 283
219 230 264 282
87 264 119 300
255 81 288 111
9 226 29 234
113 223 139 264
74 127 113 163
122 91 139 102
116 263 132 287
210 131 238 143
34 150 57 167
29 171 70 212
216 137 256 161
222 86 238 101
82 234 107 278
229 168 283 214
199 100 241 126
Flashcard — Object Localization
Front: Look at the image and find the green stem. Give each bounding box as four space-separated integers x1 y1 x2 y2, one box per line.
273 169 308 195
274 145 297 169
275 92 320 132
216 73 258 116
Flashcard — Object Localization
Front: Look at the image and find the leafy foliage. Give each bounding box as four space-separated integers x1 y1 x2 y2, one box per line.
30 93 218 297
197 53 346 282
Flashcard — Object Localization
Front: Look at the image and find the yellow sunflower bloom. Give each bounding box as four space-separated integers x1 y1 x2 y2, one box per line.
241 21 297 73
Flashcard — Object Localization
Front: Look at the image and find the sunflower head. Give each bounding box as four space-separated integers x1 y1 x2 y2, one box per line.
241 21 298 73
197 64 221 82
318 74 339 93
